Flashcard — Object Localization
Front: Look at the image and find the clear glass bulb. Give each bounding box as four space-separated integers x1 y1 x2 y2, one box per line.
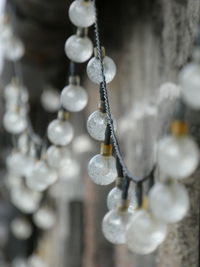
88 154 117 185
11 217 32 240
65 35 93 63
3 111 27 134
47 119 74 146
41 88 60 112
102 209 133 244
157 135 199 179
149 181 189 223
59 158 80 180
28 255 47 267
125 210 167 254
33 207 56 230
107 186 137 211
87 110 116 141
87 56 117 84
179 63 200 109
3 36 25 61
46 145 71 169
68 0 95 27
26 161 57 192
61 84 88 112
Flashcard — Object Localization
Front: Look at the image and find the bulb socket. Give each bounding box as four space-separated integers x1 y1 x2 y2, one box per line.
115 176 124 189
170 120 188 136
58 110 69 121
76 27 88 37
100 143 112 156
140 197 149 210
118 199 130 212
69 75 80 85
94 47 106 59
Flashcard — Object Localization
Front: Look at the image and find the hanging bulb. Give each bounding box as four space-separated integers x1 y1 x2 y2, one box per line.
125 209 167 254
88 144 117 185
0 16 13 41
47 116 74 146
11 217 32 240
102 209 133 244
179 62 200 109
87 110 116 141
3 110 27 134
26 161 58 192
46 145 71 169
61 76 88 112
28 255 47 267
12 258 28 267
68 0 95 28
6 173 21 190
41 87 60 112
157 135 199 179
3 35 25 61
33 207 56 230
59 157 80 180
149 181 189 223
65 33 93 63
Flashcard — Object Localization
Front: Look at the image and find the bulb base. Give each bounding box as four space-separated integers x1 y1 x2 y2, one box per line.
170 121 188 136
100 143 112 156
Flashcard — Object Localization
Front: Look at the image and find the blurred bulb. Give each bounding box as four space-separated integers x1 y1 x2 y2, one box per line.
72 134 94 154
59 157 80 180
28 255 47 267
3 36 25 61
12 258 28 267
46 145 71 169
4 81 28 105
3 111 27 134
11 217 32 240
33 207 56 230
41 88 60 112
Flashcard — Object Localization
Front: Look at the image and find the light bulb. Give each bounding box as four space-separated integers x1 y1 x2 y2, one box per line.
47 119 74 146
4 81 28 105
0 20 13 41
87 110 116 141
41 88 60 112
107 186 137 211
26 161 57 192
11 217 32 240
28 255 47 267
6 173 21 190
149 181 189 223
125 210 167 254
65 35 93 63
179 63 200 109
46 145 71 169
12 258 28 267
61 84 88 112
3 36 25 61
33 207 56 230
3 111 27 134
157 135 199 179
87 56 117 84
88 154 117 185
59 158 80 180
69 0 95 27
102 209 133 244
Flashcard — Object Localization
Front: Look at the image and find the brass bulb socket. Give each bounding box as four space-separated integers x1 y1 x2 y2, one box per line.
69 75 80 85
118 199 130 212
76 27 88 37
58 110 69 121
170 121 188 137
140 197 149 210
115 176 124 188
100 143 112 156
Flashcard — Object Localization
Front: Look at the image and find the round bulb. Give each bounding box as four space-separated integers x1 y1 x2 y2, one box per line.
65 35 93 63
11 217 32 240
28 255 47 267
3 111 27 134
33 207 56 230
179 63 200 109
47 119 74 146
59 158 80 180
46 145 71 169
87 110 116 141
3 36 25 61
149 181 189 223
87 56 117 84
157 135 199 179
69 0 95 27
41 88 60 112
12 258 28 267
102 209 133 244
88 154 117 185
4 81 28 105
61 84 88 112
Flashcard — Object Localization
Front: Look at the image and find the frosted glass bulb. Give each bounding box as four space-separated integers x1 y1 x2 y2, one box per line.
6 173 21 190
87 110 116 141
46 145 71 169
107 186 137 211
69 0 95 27
87 56 117 84
3 111 27 134
41 88 60 112
26 161 57 192
149 182 189 223
88 154 117 185
126 210 167 254
11 217 32 240
33 207 56 230
61 84 88 112
102 209 133 244
72 134 94 154
4 82 28 104
65 35 93 63
179 63 200 109
157 136 199 179
47 119 74 146
59 158 80 180
28 255 47 267
12 258 28 267
3 36 25 61
0 21 12 41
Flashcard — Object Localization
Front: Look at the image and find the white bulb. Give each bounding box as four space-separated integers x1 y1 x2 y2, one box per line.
88 154 117 185
87 110 116 141
125 210 167 254
47 119 74 146
12 258 28 267
6 173 21 190
65 35 93 63
87 56 117 84
179 63 200 109
3 111 27 134
28 255 47 267
3 36 25 61
61 84 88 112
149 181 189 223
107 186 137 211
33 207 56 230
0 21 13 41
4 81 28 105
69 0 95 27
41 88 60 112
102 209 133 244
26 161 57 192
46 145 71 169
72 134 94 154
157 135 199 179
11 217 32 240
59 158 80 180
